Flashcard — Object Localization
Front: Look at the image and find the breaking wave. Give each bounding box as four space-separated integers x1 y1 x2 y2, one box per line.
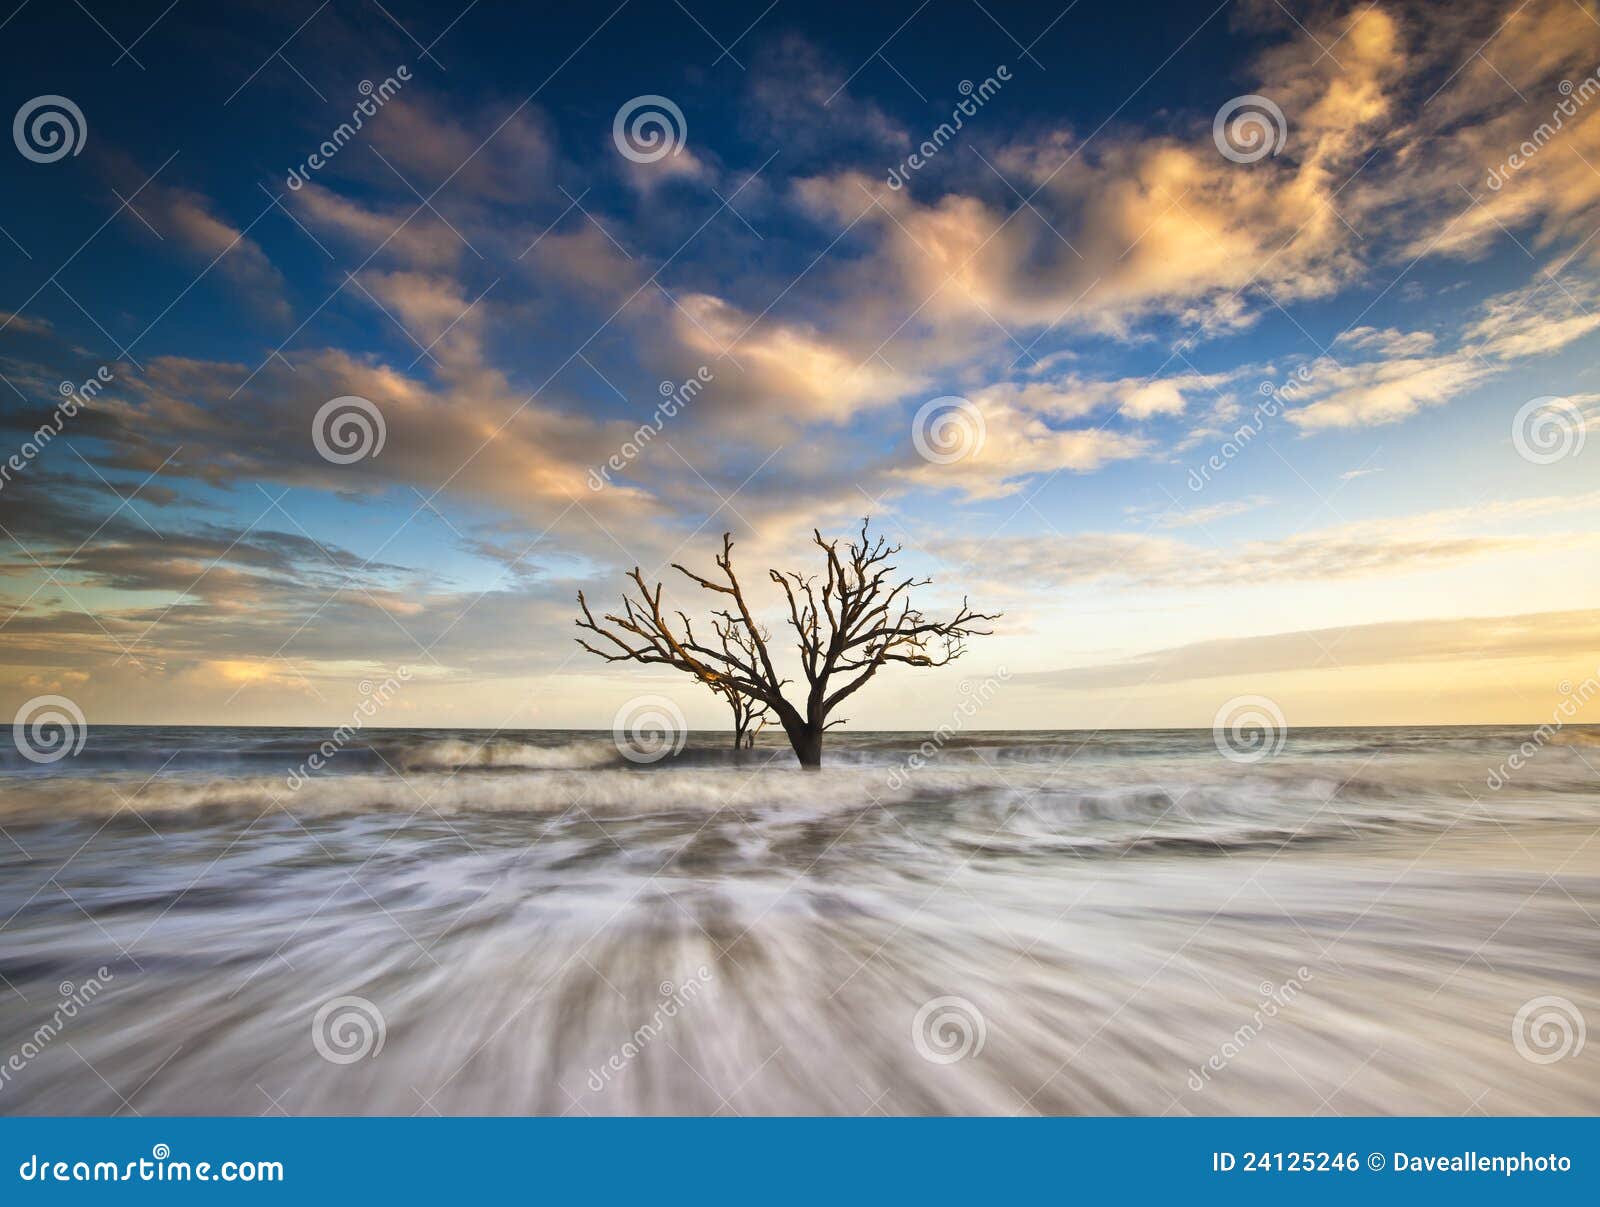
2 724 1596 859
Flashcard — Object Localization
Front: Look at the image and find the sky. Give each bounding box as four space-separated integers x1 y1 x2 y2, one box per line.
0 0 1597 732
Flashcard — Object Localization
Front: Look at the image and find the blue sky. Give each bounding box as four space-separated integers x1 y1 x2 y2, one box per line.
1 0 1598 729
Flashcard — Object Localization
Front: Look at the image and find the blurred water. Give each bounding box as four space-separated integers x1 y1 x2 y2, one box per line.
0 725 1596 1114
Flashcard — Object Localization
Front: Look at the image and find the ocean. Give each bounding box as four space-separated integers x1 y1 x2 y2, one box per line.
1 724 1596 1115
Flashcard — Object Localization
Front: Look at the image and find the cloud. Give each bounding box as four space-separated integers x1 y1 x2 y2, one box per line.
891 397 1149 501
134 185 292 324
1151 495 1273 528
1287 350 1491 429
1013 607 1600 690
742 36 907 164
366 98 557 205
1375 0 1600 264
619 145 710 193
0 470 591 718
294 182 465 269
775 0 1600 423
1287 269 1600 428
1463 275 1600 359
975 370 1228 422
791 4 1406 342
520 221 644 298
357 269 482 359
942 529 1523 592
937 491 1600 591
1336 326 1437 355
0 311 52 337
73 347 639 528
669 292 918 425
880 369 1244 501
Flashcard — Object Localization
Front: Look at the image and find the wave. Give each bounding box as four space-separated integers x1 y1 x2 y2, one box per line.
394 736 623 771
1550 727 1600 747
0 762 917 826
4 751 1596 863
6 723 1598 776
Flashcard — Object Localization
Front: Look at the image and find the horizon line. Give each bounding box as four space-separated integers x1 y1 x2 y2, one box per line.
59 720 1599 733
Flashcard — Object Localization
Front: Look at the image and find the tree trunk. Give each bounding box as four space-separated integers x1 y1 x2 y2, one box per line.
786 723 823 768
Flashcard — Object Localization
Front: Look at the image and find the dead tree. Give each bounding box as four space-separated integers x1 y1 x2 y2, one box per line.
575 519 999 768
720 687 768 750
708 620 771 750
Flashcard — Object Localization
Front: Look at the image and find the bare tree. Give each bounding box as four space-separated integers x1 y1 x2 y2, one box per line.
707 619 771 750
718 685 769 750
576 519 999 767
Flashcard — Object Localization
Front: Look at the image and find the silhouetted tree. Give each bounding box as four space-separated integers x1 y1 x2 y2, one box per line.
707 619 771 750
576 519 999 767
